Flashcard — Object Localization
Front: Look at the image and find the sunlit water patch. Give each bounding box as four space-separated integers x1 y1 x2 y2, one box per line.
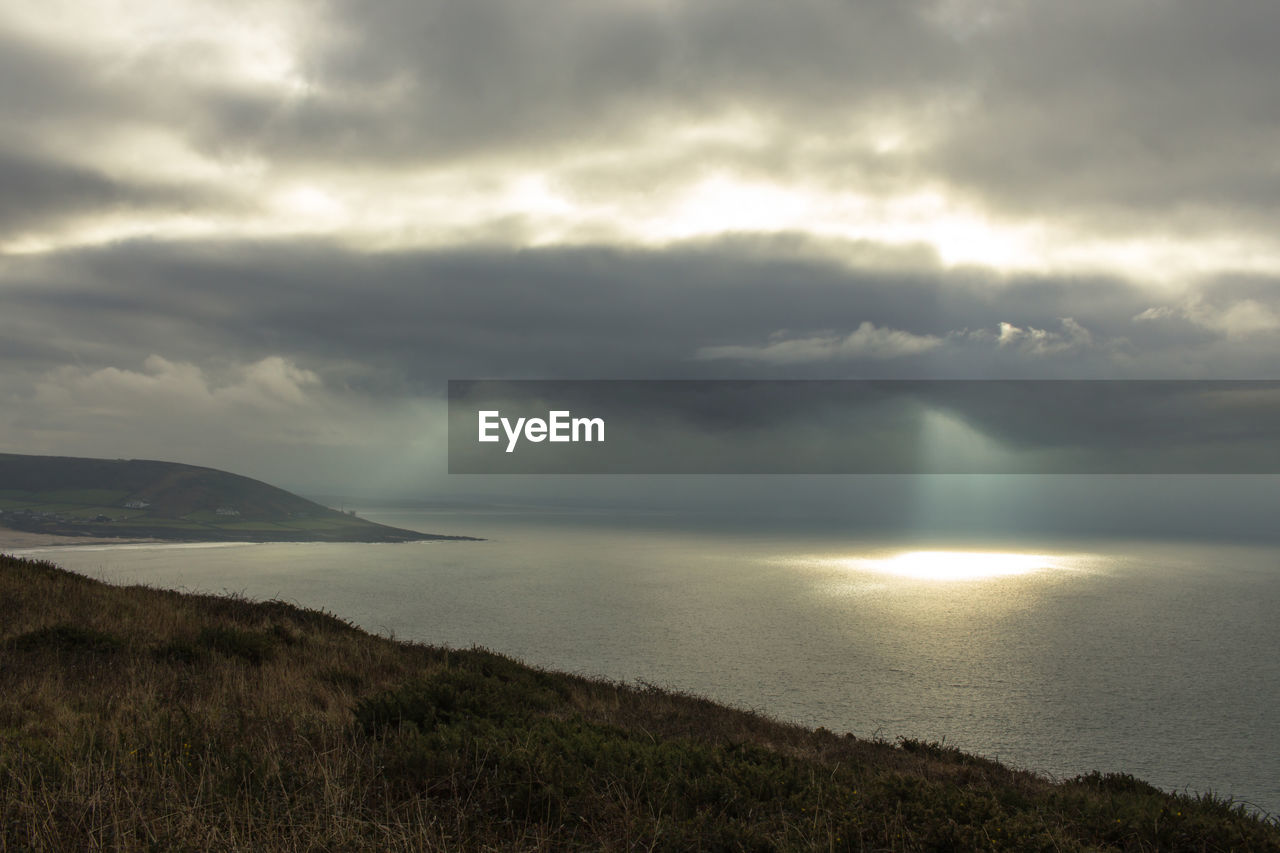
845 549 1063 581
785 548 1091 586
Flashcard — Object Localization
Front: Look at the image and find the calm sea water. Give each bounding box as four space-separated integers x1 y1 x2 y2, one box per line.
16 509 1280 816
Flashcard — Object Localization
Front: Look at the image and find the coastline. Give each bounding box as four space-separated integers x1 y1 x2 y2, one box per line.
0 519 482 550
0 529 169 550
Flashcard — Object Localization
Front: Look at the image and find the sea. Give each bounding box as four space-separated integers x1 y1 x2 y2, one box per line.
14 508 1280 817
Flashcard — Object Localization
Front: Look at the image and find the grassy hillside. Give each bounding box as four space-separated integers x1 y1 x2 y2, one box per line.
2 554 1276 851
0 453 471 542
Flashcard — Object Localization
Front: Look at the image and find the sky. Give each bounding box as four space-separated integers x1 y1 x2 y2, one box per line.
3 0 1280 536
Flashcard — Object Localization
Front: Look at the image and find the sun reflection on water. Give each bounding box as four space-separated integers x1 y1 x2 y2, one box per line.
846 550 1059 581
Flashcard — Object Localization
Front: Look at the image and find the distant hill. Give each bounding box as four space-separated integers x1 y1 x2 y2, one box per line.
0 453 475 542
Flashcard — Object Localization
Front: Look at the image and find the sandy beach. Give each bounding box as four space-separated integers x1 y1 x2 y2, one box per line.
0 528 164 551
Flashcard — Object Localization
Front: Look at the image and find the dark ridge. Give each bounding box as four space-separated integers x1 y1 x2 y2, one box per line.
0 452 478 542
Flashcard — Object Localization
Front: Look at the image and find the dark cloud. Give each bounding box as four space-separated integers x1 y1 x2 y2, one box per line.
0 149 242 240
247 0 960 164
4 237 1279 538
2 0 1278 255
5 238 1279 394
931 0 1280 226
149 0 1280 237
0 34 118 125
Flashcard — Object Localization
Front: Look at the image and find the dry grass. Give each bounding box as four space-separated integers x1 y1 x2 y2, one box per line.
2 553 1277 851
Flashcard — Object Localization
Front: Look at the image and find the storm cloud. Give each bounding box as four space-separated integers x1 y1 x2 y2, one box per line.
2 0 1279 533
4 0 1279 267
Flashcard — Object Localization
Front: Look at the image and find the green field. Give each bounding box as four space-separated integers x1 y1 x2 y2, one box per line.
0 490 407 537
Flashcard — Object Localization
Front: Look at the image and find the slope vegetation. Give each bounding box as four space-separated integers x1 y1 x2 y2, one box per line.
2 554 1275 851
